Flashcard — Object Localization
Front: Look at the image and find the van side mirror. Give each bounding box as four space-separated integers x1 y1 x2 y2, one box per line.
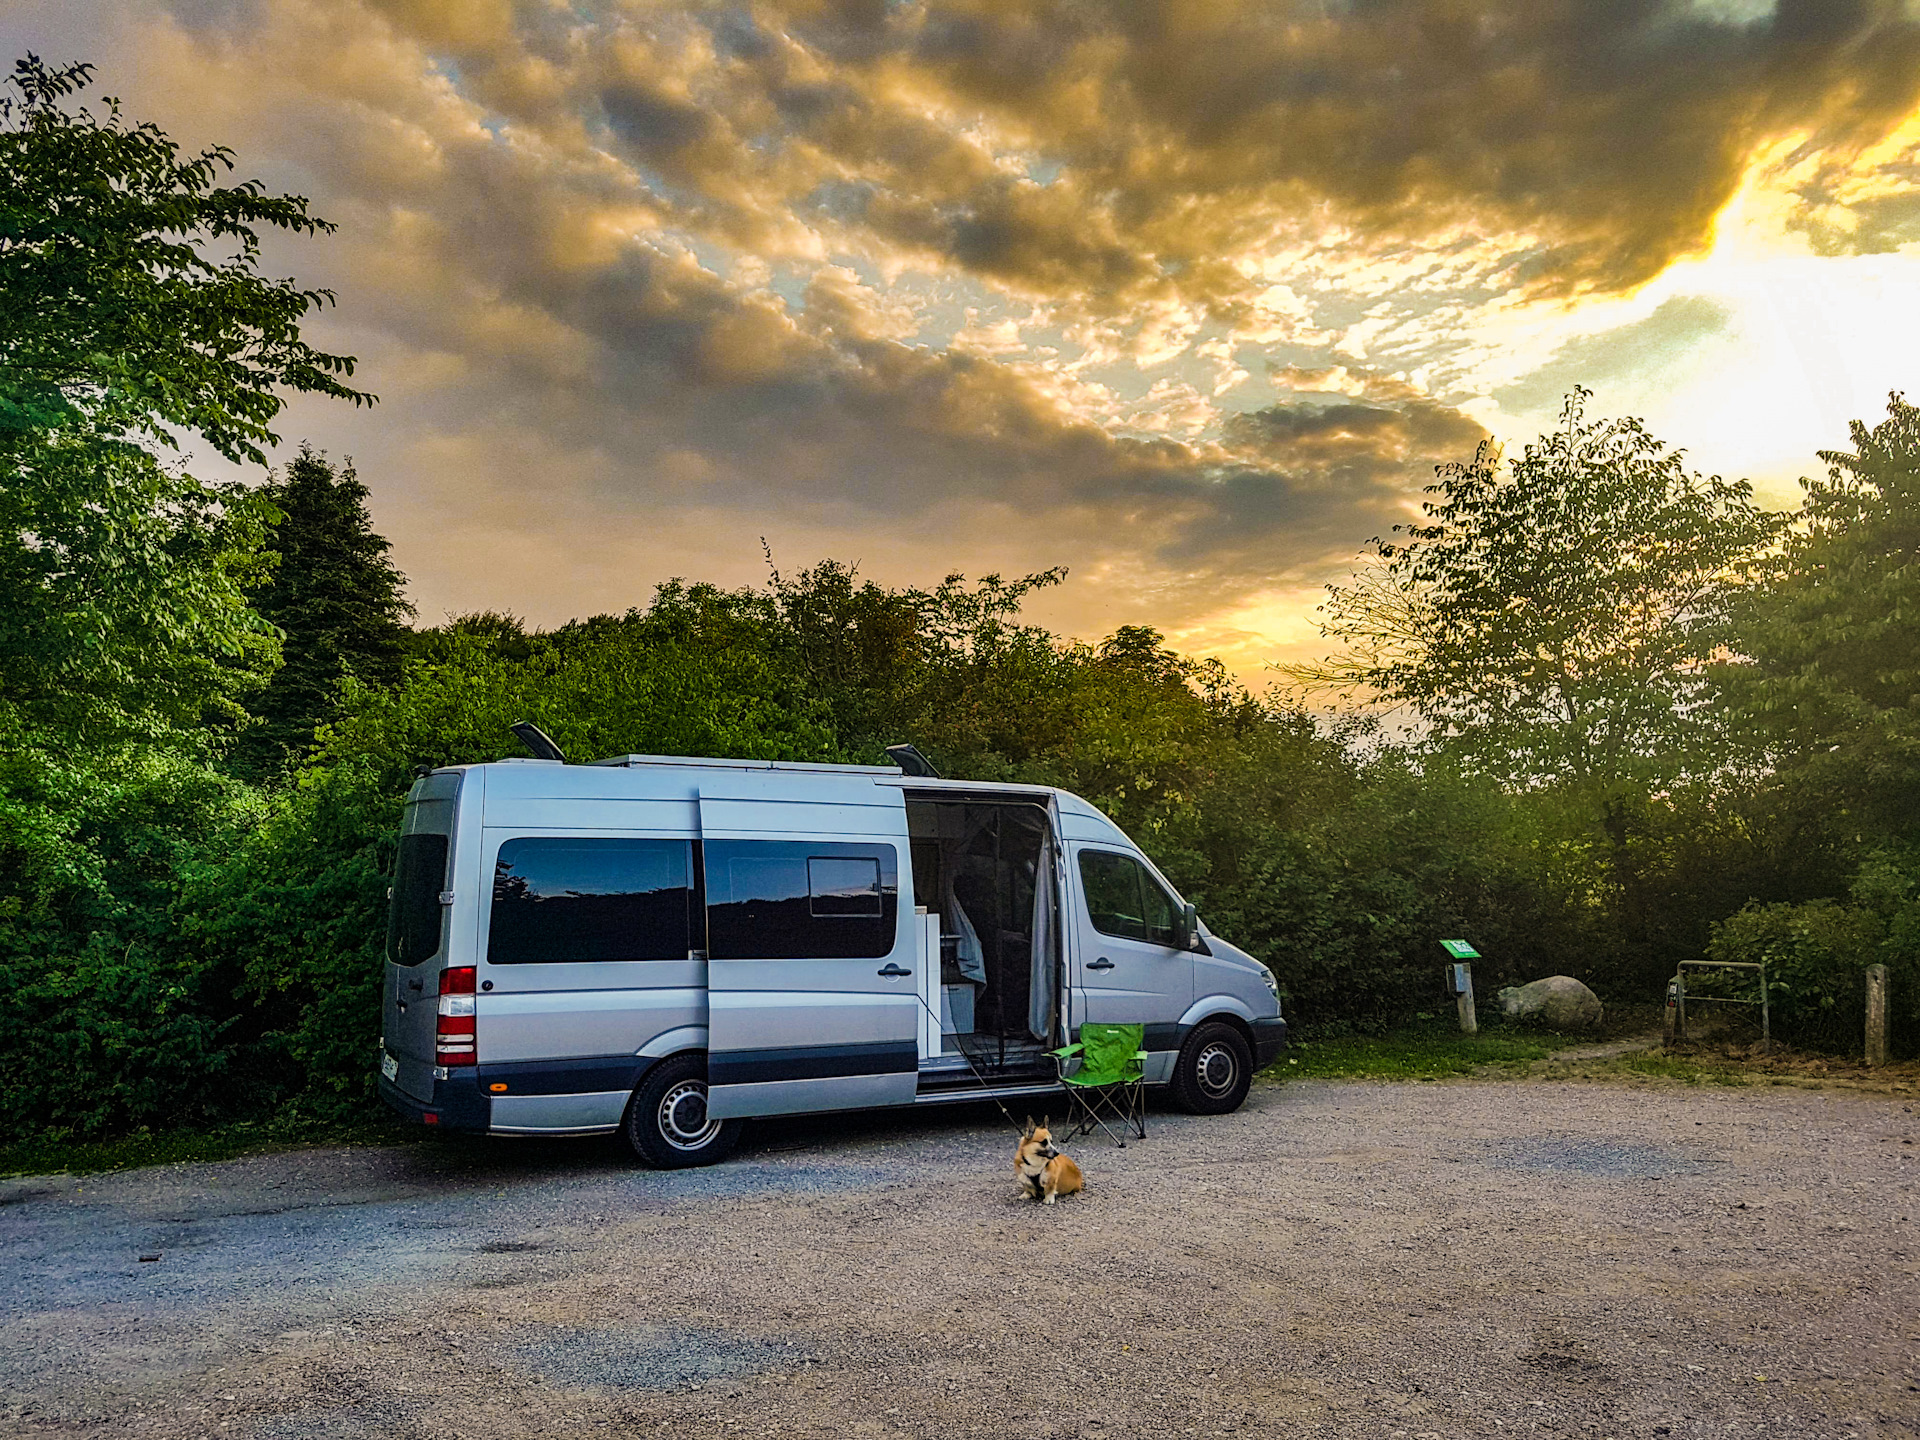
1180 902 1199 950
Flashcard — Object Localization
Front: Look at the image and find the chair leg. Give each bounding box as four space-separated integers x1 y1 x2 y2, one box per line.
1076 1085 1133 1148
1064 1085 1097 1140
1067 1090 1098 1144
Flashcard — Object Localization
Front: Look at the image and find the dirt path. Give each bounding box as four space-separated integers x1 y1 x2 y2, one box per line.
1536 1032 1665 1063
2 1079 1916 1439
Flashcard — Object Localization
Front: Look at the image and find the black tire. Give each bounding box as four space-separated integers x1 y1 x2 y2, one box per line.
621 1054 744 1169
1169 1021 1254 1115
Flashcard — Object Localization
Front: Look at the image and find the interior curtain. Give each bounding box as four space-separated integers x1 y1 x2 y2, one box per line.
942 872 988 988
1028 825 1056 1042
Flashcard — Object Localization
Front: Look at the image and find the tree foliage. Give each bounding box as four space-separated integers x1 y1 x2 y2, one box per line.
0 55 375 1142
1 56 377 760
0 438 279 754
0 55 371 460
1718 393 1920 838
1301 389 1781 789
229 446 413 779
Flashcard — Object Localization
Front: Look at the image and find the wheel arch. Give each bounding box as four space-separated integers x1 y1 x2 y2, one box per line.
637 1025 709 1061
1177 996 1257 1044
624 1028 712 1109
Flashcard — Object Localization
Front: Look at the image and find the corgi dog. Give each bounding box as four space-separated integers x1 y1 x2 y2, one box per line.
1015 1117 1084 1205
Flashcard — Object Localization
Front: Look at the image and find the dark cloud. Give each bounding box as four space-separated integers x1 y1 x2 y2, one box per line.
331 1 1920 312
690 0 1920 303
601 82 715 152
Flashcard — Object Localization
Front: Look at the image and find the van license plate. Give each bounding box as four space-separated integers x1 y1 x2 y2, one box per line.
381 1051 399 1082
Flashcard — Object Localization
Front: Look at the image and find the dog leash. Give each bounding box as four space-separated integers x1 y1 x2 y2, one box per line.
907 988 1045 1137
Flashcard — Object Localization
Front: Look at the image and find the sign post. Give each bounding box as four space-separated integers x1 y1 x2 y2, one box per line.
1441 940 1479 1035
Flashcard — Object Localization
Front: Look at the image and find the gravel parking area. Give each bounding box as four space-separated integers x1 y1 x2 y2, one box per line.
2 1078 1916 1439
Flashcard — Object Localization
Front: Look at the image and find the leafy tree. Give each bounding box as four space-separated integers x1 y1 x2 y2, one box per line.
0 55 373 1143
1718 394 1920 841
1 55 372 754
0 438 279 754
1 56 370 461
230 446 412 779
1295 389 1781 789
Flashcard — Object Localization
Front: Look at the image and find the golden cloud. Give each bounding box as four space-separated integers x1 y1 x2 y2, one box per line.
32 0 1910 662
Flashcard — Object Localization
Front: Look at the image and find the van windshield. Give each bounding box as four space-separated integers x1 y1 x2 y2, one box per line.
387 832 449 966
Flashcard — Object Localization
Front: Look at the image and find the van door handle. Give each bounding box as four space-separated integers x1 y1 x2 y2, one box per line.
877 963 913 978
1087 957 1115 971
406 978 423 992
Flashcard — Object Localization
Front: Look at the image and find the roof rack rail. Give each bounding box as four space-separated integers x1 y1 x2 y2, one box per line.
587 754 901 776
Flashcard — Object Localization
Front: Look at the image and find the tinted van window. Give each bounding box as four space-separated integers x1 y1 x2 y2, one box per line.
489 838 695 964
1079 849 1181 946
387 832 449 966
706 840 897 959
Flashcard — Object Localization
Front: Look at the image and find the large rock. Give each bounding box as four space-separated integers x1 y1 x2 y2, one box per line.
1498 975 1604 1030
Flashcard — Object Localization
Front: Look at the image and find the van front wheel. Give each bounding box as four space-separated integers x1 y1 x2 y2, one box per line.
1169 1022 1253 1115
622 1055 744 1169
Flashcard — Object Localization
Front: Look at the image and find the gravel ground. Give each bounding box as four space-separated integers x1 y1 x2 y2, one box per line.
2 1078 1917 1440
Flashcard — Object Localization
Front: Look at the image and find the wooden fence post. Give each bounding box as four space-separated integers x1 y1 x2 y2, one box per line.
1866 963 1889 1067
1456 963 1477 1035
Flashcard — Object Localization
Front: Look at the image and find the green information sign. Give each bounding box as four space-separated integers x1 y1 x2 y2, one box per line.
1440 939 1481 959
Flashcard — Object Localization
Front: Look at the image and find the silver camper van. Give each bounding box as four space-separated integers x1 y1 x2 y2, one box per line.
376 751 1286 1167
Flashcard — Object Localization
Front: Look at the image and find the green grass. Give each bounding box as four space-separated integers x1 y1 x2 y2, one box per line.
1612 1052 1749 1086
0 1114 419 1180
1268 1020 1592 1082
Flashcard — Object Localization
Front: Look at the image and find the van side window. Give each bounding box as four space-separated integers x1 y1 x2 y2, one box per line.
387 833 449 966
807 856 882 916
489 838 694 964
1079 849 1181 946
706 841 898 959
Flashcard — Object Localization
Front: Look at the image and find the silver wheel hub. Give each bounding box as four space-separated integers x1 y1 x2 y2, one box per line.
1195 1042 1239 1099
657 1079 720 1151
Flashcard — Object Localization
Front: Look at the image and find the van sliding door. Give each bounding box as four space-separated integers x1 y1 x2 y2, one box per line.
699 792 921 1120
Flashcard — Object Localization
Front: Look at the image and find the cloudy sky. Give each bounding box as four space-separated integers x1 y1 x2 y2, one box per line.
9 0 1920 673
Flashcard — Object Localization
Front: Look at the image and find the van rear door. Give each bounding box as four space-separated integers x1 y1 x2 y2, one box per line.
382 772 460 1102
699 791 920 1120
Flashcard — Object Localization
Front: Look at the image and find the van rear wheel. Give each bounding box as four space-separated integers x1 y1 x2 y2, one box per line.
622 1054 743 1169
1169 1021 1253 1115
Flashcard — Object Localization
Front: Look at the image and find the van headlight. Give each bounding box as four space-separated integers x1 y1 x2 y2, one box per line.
1258 964 1279 998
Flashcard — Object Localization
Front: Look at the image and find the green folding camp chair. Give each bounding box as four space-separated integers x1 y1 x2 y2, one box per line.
1052 1022 1148 1146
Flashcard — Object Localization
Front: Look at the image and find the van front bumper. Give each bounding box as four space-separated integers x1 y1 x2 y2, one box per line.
1251 1016 1289 1069
377 1069 490 1134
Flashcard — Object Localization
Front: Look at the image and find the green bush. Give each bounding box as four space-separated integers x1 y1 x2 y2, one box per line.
0 749 260 1140
1706 888 1916 1057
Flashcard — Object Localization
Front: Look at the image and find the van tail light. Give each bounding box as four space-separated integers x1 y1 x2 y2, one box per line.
436 966 477 1065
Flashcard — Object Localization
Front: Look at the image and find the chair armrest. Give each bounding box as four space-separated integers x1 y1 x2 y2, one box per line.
1051 1044 1085 1058
1132 1050 1150 1060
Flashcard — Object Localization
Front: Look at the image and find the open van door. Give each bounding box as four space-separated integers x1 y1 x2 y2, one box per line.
698 790 922 1120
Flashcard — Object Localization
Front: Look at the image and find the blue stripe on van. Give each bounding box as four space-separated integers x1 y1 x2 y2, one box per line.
709 1039 919 1087
475 1055 647 1096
